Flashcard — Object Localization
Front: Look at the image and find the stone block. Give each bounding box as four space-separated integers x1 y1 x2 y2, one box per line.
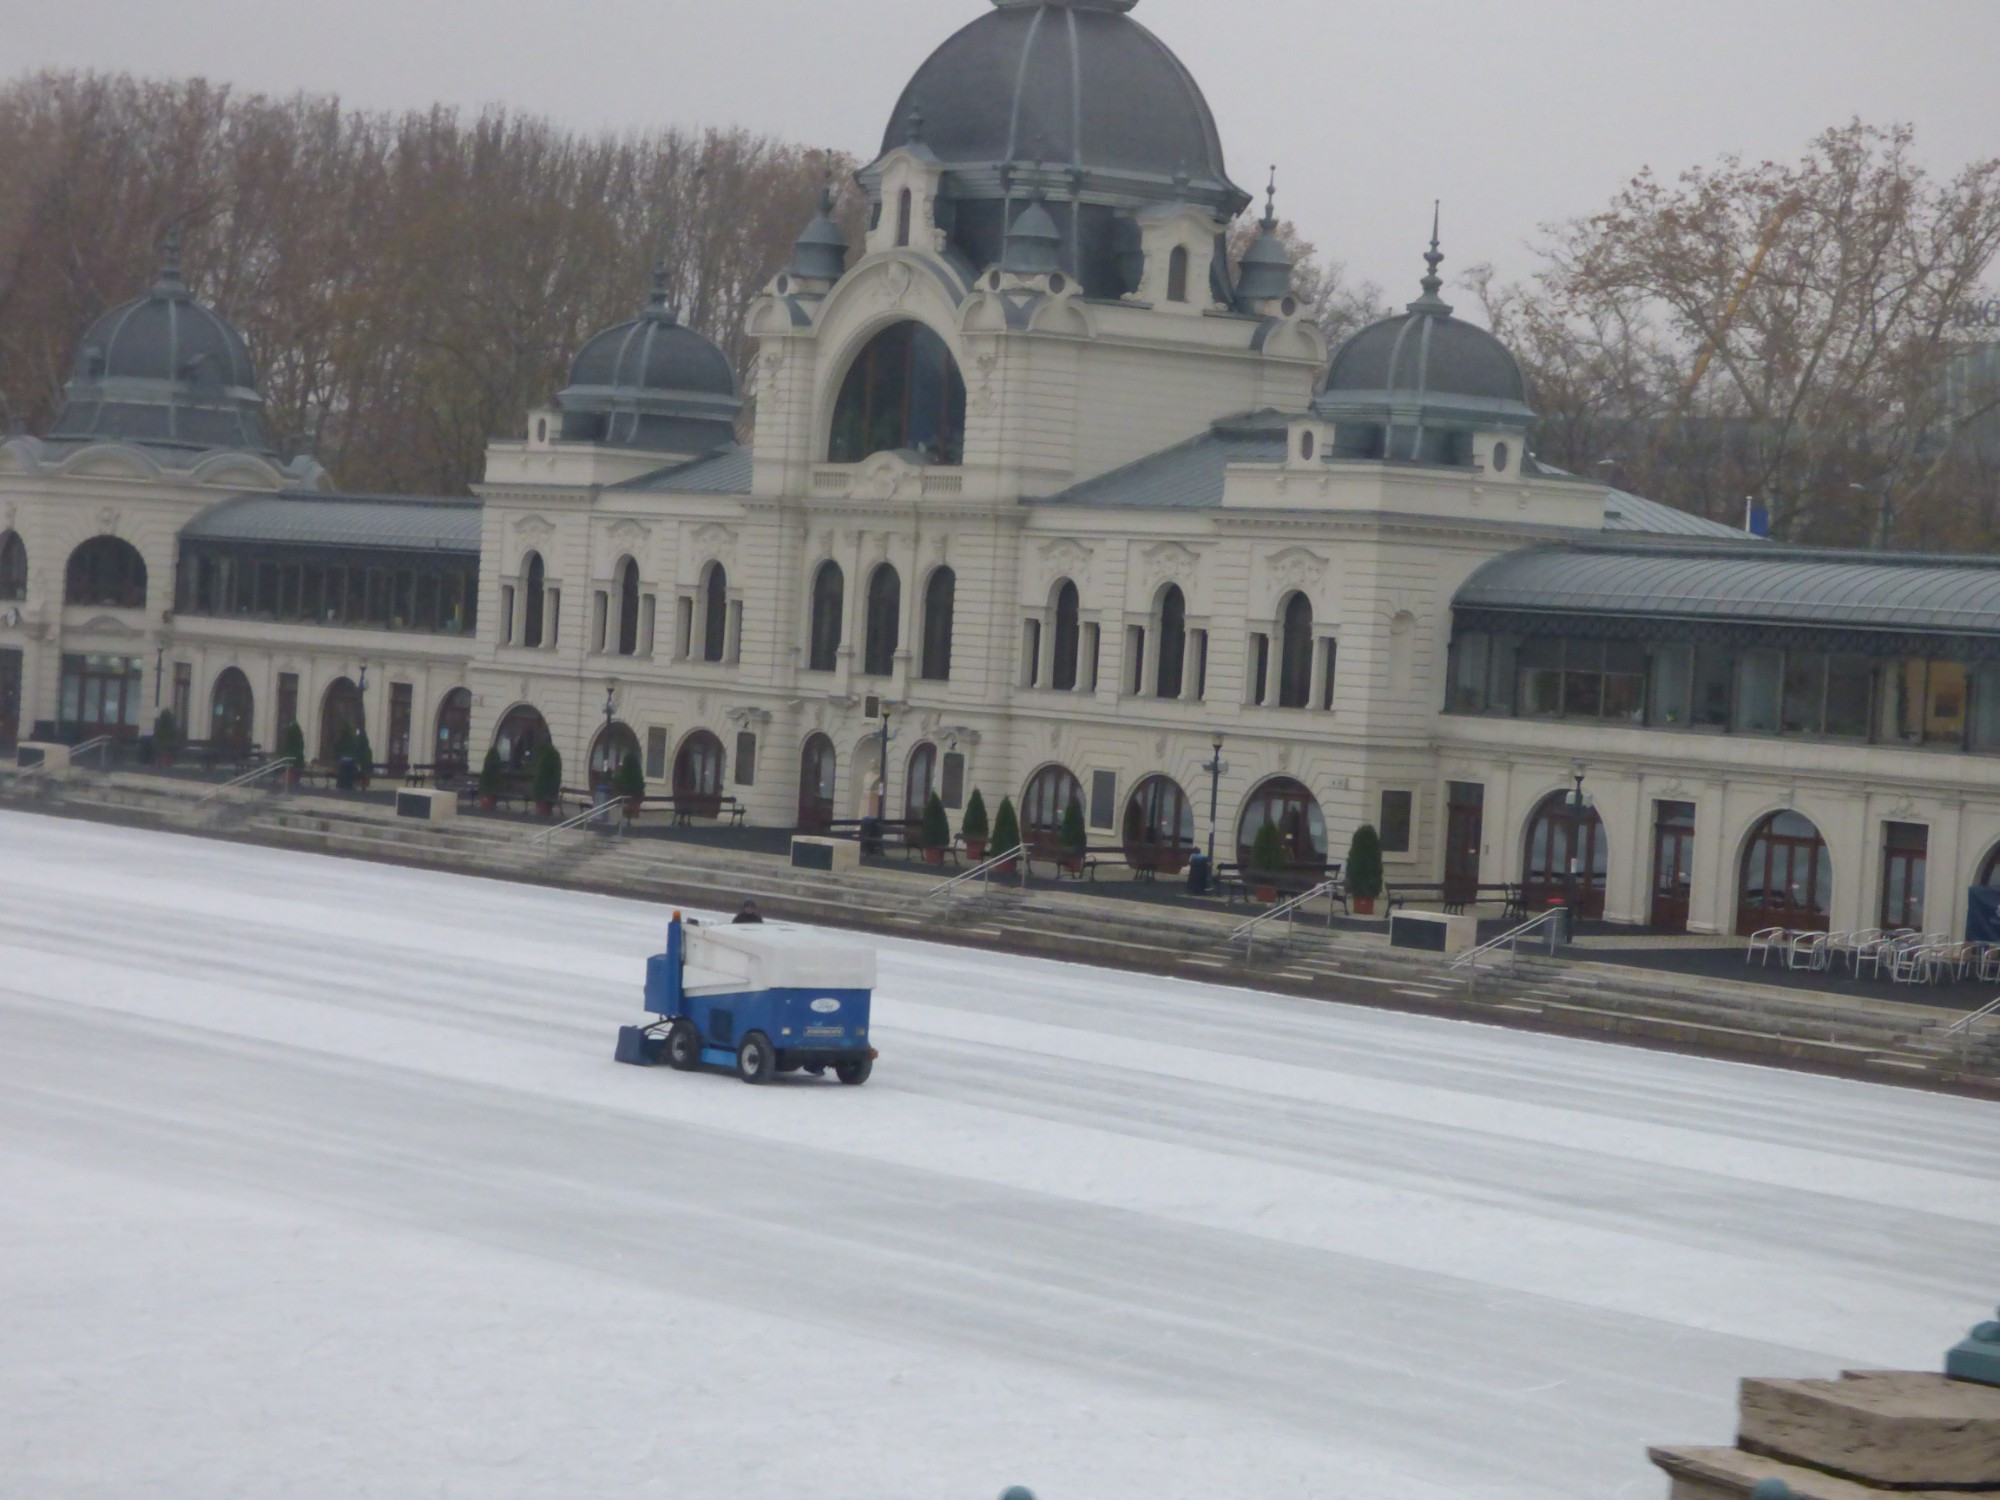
1736 1371 2000 1488
395 788 458 823
791 836 859 874
15 741 70 772
1651 1443 1965 1500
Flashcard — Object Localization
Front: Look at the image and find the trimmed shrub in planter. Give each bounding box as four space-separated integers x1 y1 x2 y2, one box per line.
961 788 990 861
352 730 375 789
1347 823 1384 915
921 791 952 865
531 744 564 816
990 796 1021 871
615 751 646 816
153 709 178 767
277 722 306 787
478 746 504 809
1251 818 1284 902
1059 796 1088 872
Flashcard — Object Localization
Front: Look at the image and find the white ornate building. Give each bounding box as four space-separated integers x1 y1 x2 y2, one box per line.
7 0 2000 942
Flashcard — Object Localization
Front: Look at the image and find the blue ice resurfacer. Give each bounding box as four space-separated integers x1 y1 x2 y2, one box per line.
614 913 878 1085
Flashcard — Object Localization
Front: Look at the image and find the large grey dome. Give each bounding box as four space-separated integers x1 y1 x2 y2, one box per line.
50 233 273 455
867 0 1249 298
557 269 742 454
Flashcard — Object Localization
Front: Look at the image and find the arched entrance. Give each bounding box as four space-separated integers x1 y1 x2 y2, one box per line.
1738 811 1832 936
673 730 726 818
1236 777 1327 878
1123 775 1195 875
905 743 938 822
209 668 255 757
589 721 642 785
492 704 550 773
318 677 365 762
798 735 836 832
1522 789 1608 920
1022 764 1084 849
434 689 472 782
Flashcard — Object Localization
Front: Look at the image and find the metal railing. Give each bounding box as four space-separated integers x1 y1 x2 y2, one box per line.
1230 880 1342 959
70 735 115 767
1450 906 1569 971
923 847 1029 901
1940 995 2000 1065
530 798 624 846
197 757 298 806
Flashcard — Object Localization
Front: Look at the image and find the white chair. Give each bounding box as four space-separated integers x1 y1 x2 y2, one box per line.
1786 932 1830 971
1978 944 2000 984
1891 942 1935 985
1746 927 1786 966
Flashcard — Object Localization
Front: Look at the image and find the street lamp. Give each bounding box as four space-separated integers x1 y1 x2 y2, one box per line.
878 702 896 821
1567 760 1589 920
1202 732 1228 866
600 678 619 782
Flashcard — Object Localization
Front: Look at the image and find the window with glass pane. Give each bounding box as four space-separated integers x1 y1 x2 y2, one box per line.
827 321 967 466
1692 646 1733 727
1562 639 1604 718
1379 790 1413 853
1488 636 1519 714
1826 657 1873 739
1926 660 1968 744
1520 637 1561 717
1781 652 1827 734
1736 650 1781 733
1451 633 1490 712
1602 642 1646 722
1648 644 1691 726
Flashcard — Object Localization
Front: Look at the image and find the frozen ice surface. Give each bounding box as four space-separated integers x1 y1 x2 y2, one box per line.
0 811 1995 1500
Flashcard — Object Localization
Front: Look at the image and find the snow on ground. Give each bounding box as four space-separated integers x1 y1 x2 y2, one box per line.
0 811 1995 1500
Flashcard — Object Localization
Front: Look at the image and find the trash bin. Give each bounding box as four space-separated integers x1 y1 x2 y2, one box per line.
1187 853 1212 896
337 755 358 792
860 815 883 857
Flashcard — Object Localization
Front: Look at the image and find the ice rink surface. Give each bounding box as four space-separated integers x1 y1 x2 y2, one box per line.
1 811 1996 1500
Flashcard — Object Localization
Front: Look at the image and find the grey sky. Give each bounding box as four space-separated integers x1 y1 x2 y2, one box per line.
5 0 1997 306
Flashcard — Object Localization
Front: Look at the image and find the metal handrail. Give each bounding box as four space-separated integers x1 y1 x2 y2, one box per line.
531 798 624 846
70 735 114 767
197 757 298 806
1941 995 2000 1040
1451 906 1568 970
1230 880 1341 959
923 846 1028 900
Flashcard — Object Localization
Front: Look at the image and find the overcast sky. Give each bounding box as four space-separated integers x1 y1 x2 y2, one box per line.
6 0 1997 307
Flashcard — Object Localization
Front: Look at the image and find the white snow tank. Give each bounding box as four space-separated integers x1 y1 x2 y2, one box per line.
680 921 878 997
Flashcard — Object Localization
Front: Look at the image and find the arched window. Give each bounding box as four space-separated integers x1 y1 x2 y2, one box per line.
521 552 546 648
798 734 837 832
1738 811 1832 936
492 704 550 773
1155 584 1187 699
590 721 641 782
318 677 366 763
1123 775 1195 874
828 321 967 466
896 188 913 249
1022 764 1084 847
435 688 473 780
1167 245 1191 303
1522 789 1609 921
615 557 640 657
1051 580 1081 692
210 668 255 755
1236 777 1327 876
808 561 844 673
905 742 938 822
65 536 147 609
1278 592 1314 709
702 562 728 663
0 531 25 601
864 563 900 677
921 567 955 682
673 730 726 817
1980 843 2000 889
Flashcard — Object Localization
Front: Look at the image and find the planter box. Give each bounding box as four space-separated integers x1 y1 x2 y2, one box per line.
1389 910 1478 957
791 836 860 874
396 788 458 823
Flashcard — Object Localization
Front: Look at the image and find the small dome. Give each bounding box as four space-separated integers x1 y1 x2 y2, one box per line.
1233 172 1296 308
557 267 743 454
50 229 273 455
789 180 850 283
1001 198 1064 275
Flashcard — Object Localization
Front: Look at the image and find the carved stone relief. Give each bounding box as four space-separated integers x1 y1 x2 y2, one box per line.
1268 546 1329 592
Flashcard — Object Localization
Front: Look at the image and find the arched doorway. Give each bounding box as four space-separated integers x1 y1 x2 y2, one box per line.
589 721 642 786
1738 811 1832 936
798 734 836 831
1022 763 1084 850
492 704 550 773
1522 789 1608 920
318 677 365 762
905 743 938 823
1123 775 1195 875
434 689 472 783
209 668 255 757
1236 777 1327 878
65 536 147 608
674 730 726 818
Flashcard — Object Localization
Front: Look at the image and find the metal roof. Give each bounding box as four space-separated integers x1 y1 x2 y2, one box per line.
1457 542 2000 634
1600 488 1747 539
614 444 753 494
183 493 482 553
1037 412 1290 508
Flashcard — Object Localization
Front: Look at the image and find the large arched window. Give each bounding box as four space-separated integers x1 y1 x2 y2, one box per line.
0 531 25 601
1278 592 1314 709
921 567 955 682
1522 789 1609 921
702 562 728 663
521 552 546 649
318 677 366 763
807 561 843 673
798 734 837 832
492 704 550 773
828 321 967 466
65 536 147 609
673 730 726 817
905 743 938 823
615 557 640 657
1155 584 1187 699
864 563 900 677
1236 777 1326 875
1051 580 1081 692
1022 764 1084 846
210 668 255 755
1738 811 1832 936
435 688 473 779
1124 775 1195 874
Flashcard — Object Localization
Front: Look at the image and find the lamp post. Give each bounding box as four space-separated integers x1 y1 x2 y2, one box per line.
878 703 894 821
1567 760 1588 920
1203 732 1228 866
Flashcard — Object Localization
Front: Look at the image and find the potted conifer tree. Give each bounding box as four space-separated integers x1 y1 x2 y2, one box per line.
615 751 646 821
531 743 564 818
961 788 990 862
920 790 952 865
990 795 1021 876
478 746 503 810
277 722 306 789
1347 823 1385 916
1059 795 1088 876
1251 818 1285 903
353 729 375 791
152 708 179 769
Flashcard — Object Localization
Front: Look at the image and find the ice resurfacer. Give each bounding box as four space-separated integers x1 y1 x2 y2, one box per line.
615 913 878 1085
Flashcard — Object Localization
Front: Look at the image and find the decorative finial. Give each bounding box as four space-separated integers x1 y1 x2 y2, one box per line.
1264 165 1279 227
646 258 677 322
1408 201 1453 316
157 221 185 289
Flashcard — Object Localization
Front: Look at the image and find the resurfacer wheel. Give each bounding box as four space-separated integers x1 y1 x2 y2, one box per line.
666 1020 702 1072
835 1056 873 1086
737 1032 775 1085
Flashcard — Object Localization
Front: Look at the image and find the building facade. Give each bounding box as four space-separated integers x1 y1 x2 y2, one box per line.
6 0 2000 940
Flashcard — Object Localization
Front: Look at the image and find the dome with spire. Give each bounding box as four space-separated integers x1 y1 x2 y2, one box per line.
864 0 1250 298
50 227 274 455
1233 169 1297 309
557 267 743 454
